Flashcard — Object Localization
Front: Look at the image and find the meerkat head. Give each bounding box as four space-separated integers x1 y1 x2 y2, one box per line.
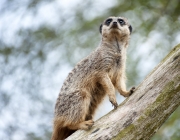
99 16 132 40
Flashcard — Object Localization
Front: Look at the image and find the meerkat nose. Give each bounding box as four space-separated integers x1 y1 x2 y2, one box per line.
113 21 117 25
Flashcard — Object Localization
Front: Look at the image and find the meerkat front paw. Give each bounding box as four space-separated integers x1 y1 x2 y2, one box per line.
129 87 135 96
109 96 118 109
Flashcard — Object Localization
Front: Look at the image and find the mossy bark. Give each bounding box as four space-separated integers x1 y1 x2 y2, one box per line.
66 44 180 140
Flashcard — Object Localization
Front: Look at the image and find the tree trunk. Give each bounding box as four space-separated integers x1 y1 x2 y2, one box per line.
66 44 180 140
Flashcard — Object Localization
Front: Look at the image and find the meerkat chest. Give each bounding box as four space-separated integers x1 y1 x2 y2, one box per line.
108 54 121 78
114 52 121 66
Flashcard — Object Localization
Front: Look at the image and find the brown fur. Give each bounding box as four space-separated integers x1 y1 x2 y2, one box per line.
51 16 135 140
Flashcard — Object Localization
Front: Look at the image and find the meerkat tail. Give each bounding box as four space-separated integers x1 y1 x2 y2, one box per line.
51 128 75 140
51 124 75 140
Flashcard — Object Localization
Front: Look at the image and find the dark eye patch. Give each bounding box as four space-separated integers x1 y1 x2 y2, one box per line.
105 18 112 26
129 25 132 34
118 19 125 25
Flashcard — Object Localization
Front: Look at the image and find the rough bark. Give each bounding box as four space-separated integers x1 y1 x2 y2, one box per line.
66 44 180 140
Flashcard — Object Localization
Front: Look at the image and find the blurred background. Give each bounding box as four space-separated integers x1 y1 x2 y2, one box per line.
0 0 180 139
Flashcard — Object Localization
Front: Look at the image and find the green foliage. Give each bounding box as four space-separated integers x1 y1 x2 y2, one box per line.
0 0 179 139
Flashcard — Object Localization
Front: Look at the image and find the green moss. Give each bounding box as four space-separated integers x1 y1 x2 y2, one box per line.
112 124 135 140
145 75 180 116
139 76 180 135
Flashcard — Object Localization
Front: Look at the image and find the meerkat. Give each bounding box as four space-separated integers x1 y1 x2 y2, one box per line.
51 16 135 140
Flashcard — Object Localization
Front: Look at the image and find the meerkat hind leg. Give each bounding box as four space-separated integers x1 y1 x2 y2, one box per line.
68 120 94 130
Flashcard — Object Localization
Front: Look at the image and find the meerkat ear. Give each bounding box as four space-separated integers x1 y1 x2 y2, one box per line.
129 25 132 34
99 24 102 34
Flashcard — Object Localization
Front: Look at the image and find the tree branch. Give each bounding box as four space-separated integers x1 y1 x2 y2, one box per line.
67 44 180 140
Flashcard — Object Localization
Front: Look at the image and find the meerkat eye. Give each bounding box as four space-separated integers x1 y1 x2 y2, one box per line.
118 19 125 25
105 18 112 26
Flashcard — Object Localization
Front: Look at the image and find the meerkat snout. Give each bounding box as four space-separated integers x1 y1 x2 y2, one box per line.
112 21 118 28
